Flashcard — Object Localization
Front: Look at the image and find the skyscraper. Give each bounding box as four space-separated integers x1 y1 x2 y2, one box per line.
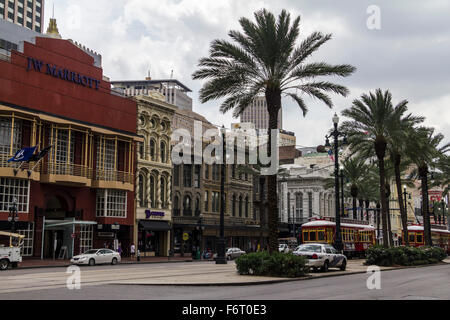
0 0 44 33
240 95 282 132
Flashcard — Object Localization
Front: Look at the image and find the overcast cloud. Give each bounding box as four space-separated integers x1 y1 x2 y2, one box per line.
46 0 450 147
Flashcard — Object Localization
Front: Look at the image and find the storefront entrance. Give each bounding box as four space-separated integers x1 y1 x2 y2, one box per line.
138 220 170 257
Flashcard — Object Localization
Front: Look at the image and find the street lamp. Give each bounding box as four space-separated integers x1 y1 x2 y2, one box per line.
324 113 347 252
441 199 447 226
339 166 345 219
8 197 19 233
216 125 227 264
196 214 205 257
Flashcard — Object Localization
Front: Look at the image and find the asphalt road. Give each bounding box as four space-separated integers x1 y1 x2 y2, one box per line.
0 262 449 300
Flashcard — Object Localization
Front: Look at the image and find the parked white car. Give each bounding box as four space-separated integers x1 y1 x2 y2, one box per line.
293 243 347 272
70 249 121 266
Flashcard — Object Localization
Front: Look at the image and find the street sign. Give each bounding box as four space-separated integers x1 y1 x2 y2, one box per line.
182 233 189 241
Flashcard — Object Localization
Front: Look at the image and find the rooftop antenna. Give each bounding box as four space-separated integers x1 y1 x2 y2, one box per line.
52 2 55 19
170 69 173 79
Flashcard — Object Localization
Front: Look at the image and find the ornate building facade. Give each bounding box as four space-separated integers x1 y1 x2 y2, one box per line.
134 93 176 257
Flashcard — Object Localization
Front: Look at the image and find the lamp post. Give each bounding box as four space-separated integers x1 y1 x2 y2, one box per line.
441 199 447 226
339 167 345 218
8 197 19 234
196 214 205 258
325 113 347 252
216 125 227 264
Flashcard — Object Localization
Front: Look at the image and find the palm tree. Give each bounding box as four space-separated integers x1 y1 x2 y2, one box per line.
407 127 449 246
386 107 424 246
192 9 355 253
341 89 410 248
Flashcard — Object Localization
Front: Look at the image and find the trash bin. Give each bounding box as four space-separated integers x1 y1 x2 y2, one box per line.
195 249 201 260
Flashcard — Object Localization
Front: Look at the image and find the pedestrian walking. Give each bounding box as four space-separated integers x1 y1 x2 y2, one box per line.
118 242 122 256
130 243 136 260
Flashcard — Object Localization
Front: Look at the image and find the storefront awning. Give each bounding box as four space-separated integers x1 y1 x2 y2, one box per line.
45 220 97 229
139 220 170 231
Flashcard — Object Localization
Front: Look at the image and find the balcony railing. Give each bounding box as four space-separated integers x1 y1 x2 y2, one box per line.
43 162 93 179
94 169 133 184
0 154 41 172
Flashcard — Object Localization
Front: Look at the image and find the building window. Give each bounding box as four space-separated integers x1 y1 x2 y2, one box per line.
239 195 243 217
296 193 303 219
212 191 220 213
18 222 33 256
52 129 75 173
139 142 144 159
79 225 93 254
245 196 249 218
0 178 29 213
96 189 127 218
173 195 180 216
204 165 209 179
96 137 116 180
308 192 313 217
183 195 191 216
204 191 209 212
232 194 236 217
183 164 192 187
149 139 156 161
0 117 22 155
195 197 200 215
173 165 180 187
160 141 166 163
194 165 201 188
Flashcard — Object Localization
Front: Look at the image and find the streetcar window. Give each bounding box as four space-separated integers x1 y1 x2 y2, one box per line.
409 234 415 243
310 231 317 241
318 231 325 241
303 232 309 241
416 234 423 243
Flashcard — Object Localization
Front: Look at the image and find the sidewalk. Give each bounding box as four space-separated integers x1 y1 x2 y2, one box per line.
18 256 194 269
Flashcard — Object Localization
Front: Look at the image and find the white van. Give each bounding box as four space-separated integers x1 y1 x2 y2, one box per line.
0 231 24 270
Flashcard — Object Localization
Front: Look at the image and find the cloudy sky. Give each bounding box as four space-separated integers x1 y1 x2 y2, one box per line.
45 0 450 148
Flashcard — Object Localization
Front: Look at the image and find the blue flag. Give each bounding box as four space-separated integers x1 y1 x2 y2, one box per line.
7 146 38 163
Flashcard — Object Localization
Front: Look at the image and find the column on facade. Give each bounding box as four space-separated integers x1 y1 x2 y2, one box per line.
167 172 172 210
135 174 141 204
146 171 152 208
156 171 161 209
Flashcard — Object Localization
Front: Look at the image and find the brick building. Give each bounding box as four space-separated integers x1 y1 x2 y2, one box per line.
0 35 140 259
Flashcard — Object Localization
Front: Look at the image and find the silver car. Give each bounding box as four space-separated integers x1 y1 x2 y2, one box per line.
70 249 121 266
293 243 347 272
226 247 246 260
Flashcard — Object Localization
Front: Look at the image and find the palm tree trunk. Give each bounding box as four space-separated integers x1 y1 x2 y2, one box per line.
266 88 282 254
386 197 393 246
419 165 433 246
352 197 357 220
393 153 409 246
375 140 389 248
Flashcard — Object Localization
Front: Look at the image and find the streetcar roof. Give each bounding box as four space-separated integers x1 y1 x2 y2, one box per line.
302 220 375 230
407 225 450 234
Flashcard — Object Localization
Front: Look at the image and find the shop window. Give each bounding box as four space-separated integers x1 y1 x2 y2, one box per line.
18 222 34 256
79 225 93 254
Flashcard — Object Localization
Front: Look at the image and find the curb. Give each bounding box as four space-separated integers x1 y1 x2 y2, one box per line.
16 259 195 270
108 261 450 287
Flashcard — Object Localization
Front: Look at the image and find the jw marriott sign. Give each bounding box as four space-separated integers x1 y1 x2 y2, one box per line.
26 57 101 90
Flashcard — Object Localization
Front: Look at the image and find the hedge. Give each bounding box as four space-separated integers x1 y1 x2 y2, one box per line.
235 251 309 278
365 245 447 266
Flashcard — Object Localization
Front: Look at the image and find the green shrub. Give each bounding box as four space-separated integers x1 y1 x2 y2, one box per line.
235 252 308 278
365 245 447 266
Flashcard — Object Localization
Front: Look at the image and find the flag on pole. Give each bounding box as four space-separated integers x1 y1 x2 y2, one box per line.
28 145 52 162
7 146 37 162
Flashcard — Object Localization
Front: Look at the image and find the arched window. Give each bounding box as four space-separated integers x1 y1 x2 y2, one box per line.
245 196 249 218
174 195 180 216
204 191 209 212
239 195 243 217
195 197 200 215
287 192 291 220
308 192 313 217
173 165 180 186
149 139 156 161
232 194 236 217
150 175 155 208
183 195 192 216
296 193 303 219
138 174 145 207
160 141 166 163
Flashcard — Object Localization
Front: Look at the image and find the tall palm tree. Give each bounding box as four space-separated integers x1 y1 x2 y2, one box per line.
386 108 424 246
341 89 410 248
407 127 449 246
192 9 355 253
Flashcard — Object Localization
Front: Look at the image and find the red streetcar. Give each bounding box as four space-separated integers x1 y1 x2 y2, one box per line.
404 224 450 254
301 217 376 258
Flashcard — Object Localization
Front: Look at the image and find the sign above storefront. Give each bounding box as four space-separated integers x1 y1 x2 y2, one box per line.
145 210 165 219
26 57 101 90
